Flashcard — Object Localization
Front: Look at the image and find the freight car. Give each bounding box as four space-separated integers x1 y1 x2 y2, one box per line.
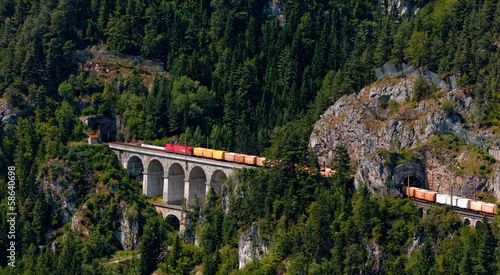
159 143 267 167
403 186 498 216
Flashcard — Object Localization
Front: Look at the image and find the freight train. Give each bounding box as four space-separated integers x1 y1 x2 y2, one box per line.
140 144 266 167
403 186 498 216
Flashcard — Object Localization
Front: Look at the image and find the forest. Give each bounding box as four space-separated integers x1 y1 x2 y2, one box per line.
0 0 500 274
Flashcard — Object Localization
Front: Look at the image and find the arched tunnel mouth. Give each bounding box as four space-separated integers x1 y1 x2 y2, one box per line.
166 215 180 231
400 175 424 193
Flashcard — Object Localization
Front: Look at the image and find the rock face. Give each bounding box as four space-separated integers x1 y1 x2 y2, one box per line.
41 160 79 225
310 77 500 199
380 0 420 18
115 203 139 250
238 222 268 270
0 99 19 125
311 78 454 168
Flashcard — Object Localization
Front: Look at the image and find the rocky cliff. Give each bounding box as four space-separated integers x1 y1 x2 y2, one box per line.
310 77 500 199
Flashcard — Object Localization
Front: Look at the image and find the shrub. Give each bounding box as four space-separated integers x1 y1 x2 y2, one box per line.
378 96 389 109
442 101 454 116
82 107 96 116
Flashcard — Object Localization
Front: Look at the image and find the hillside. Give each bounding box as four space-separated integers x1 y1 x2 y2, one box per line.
1 0 500 274
311 76 500 198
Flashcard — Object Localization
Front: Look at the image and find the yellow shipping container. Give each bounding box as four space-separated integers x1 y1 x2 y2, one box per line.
213 150 226 160
194 147 204 157
203 149 214 158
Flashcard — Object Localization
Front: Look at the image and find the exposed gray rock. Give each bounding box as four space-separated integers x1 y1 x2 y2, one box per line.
0 99 19 125
366 239 383 271
115 203 139 250
380 0 420 18
41 160 78 225
408 233 425 255
310 77 500 198
51 242 58 255
238 222 268 270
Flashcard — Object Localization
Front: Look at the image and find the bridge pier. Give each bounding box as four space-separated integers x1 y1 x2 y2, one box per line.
184 177 190 205
108 142 249 232
142 172 148 196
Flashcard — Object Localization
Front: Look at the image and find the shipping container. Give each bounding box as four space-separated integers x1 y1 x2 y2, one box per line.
415 189 425 200
212 150 225 160
424 191 437 202
450 197 458 207
436 194 449 205
224 152 236 162
403 186 415 197
256 157 266 167
244 156 257 165
470 201 484 212
456 197 471 209
235 154 246 164
203 149 214 158
482 203 497 214
193 147 204 157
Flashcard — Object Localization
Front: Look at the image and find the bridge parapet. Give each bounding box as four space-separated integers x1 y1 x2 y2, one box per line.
108 142 248 205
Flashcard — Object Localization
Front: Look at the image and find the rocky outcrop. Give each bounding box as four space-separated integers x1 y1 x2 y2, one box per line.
115 203 139 250
238 222 268 270
379 0 420 18
310 78 465 168
71 214 89 237
41 160 79 225
311 77 500 198
0 99 19 125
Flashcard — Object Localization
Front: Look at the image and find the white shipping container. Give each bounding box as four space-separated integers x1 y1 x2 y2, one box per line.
456 197 471 209
436 194 449 205
451 197 459 207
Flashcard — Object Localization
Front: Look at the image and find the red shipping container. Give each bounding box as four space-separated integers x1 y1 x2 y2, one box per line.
415 189 425 200
424 191 437 202
256 157 266 166
244 156 257 165
225 153 236 162
235 154 246 164
404 187 415 197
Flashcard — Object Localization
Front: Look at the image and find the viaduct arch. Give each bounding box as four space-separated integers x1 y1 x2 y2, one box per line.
110 143 248 206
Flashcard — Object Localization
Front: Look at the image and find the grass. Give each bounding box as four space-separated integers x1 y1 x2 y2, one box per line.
147 196 163 205
107 249 140 263
414 134 496 178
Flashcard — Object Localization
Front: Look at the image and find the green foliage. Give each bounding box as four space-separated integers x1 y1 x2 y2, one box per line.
412 77 436 102
3 0 500 273
139 213 168 274
442 101 454 116
378 96 389 109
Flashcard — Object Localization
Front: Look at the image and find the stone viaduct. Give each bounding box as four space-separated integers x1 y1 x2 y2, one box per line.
108 142 248 231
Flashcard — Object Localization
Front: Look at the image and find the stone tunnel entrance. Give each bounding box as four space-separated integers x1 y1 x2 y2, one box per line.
393 163 428 192
399 175 423 189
